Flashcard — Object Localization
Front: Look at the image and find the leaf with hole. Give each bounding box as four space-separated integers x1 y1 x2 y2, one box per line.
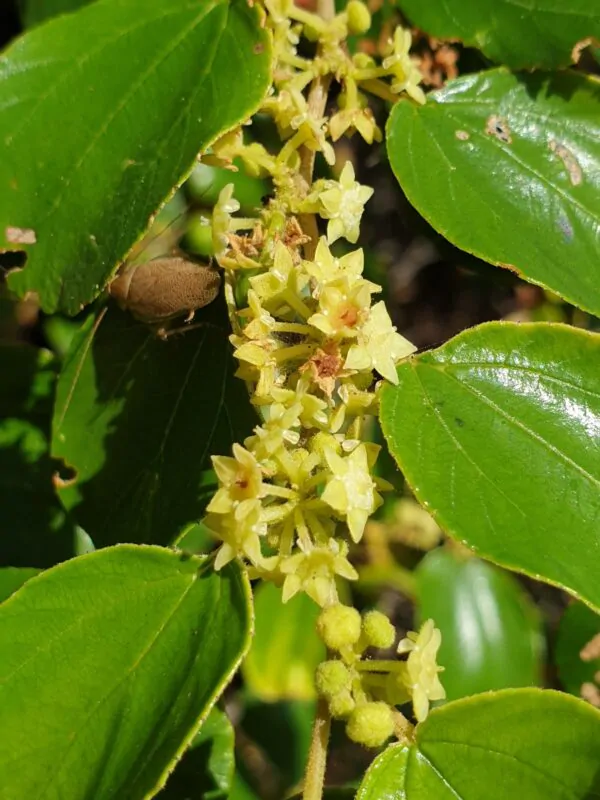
2 0 271 313
387 69 600 316
396 0 600 69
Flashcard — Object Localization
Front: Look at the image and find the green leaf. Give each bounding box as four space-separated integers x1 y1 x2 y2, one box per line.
159 707 234 799
396 0 600 69
20 0 94 28
416 548 544 701
556 602 600 698
0 343 74 567
0 566 40 602
387 69 600 316
243 582 325 701
52 296 256 548
0 544 252 799
2 0 271 313
380 322 600 611
357 689 600 799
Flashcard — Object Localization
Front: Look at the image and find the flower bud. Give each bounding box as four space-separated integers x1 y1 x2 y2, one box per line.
346 0 371 35
316 660 351 698
329 690 356 719
352 52 375 70
346 702 394 748
362 610 396 649
317 604 362 651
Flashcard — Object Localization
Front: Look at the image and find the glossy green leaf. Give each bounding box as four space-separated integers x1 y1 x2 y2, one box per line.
380 322 600 611
2 0 271 313
416 547 543 701
357 689 600 799
52 296 256 547
159 707 234 799
0 566 40 602
387 70 600 316
556 602 600 698
243 582 325 701
396 0 600 69
0 544 252 799
0 343 74 567
20 0 94 27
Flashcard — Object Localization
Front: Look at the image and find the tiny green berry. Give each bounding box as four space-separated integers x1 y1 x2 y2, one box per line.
329 690 356 719
346 0 371 35
346 702 394 748
317 604 362 651
316 660 352 698
362 610 396 649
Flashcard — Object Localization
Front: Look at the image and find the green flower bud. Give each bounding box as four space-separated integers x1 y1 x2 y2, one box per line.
316 660 351 698
329 690 356 719
352 52 375 70
346 0 371 35
346 702 394 748
362 610 396 649
317 604 362 651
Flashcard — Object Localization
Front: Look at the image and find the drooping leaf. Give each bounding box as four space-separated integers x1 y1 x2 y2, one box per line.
380 322 600 612
243 582 325 702
0 544 252 799
416 547 544 701
0 343 74 567
159 707 235 800
387 69 600 316
396 0 600 69
52 295 256 548
0 566 40 602
357 689 600 799
19 0 94 27
555 602 600 699
2 0 271 313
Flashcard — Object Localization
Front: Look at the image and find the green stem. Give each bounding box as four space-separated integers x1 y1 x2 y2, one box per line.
302 698 331 800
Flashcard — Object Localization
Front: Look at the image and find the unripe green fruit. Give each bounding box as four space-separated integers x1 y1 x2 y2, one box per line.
346 702 394 748
317 604 362 651
362 610 396 649
346 0 371 35
316 660 351 698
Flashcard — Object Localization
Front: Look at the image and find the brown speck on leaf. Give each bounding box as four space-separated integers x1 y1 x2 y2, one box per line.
254 42 264 54
580 682 600 707
485 115 512 144
549 139 582 186
455 130 469 141
580 632 600 661
5 226 36 244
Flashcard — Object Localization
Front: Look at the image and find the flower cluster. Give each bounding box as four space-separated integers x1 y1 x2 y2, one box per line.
201 0 424 606
315 606 445 746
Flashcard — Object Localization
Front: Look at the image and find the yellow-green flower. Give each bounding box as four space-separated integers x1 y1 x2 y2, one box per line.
212 184 241 256
207 498 267 570
207 444 264 514
304 237 368 290
344 301 415 383
318 162 374 244
397 619 445 722
250 242 309 313
243 290 277 340
308 276 373 338
329 105 382 145
382 28 426 105
321 443 381 542
280 538 358 606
